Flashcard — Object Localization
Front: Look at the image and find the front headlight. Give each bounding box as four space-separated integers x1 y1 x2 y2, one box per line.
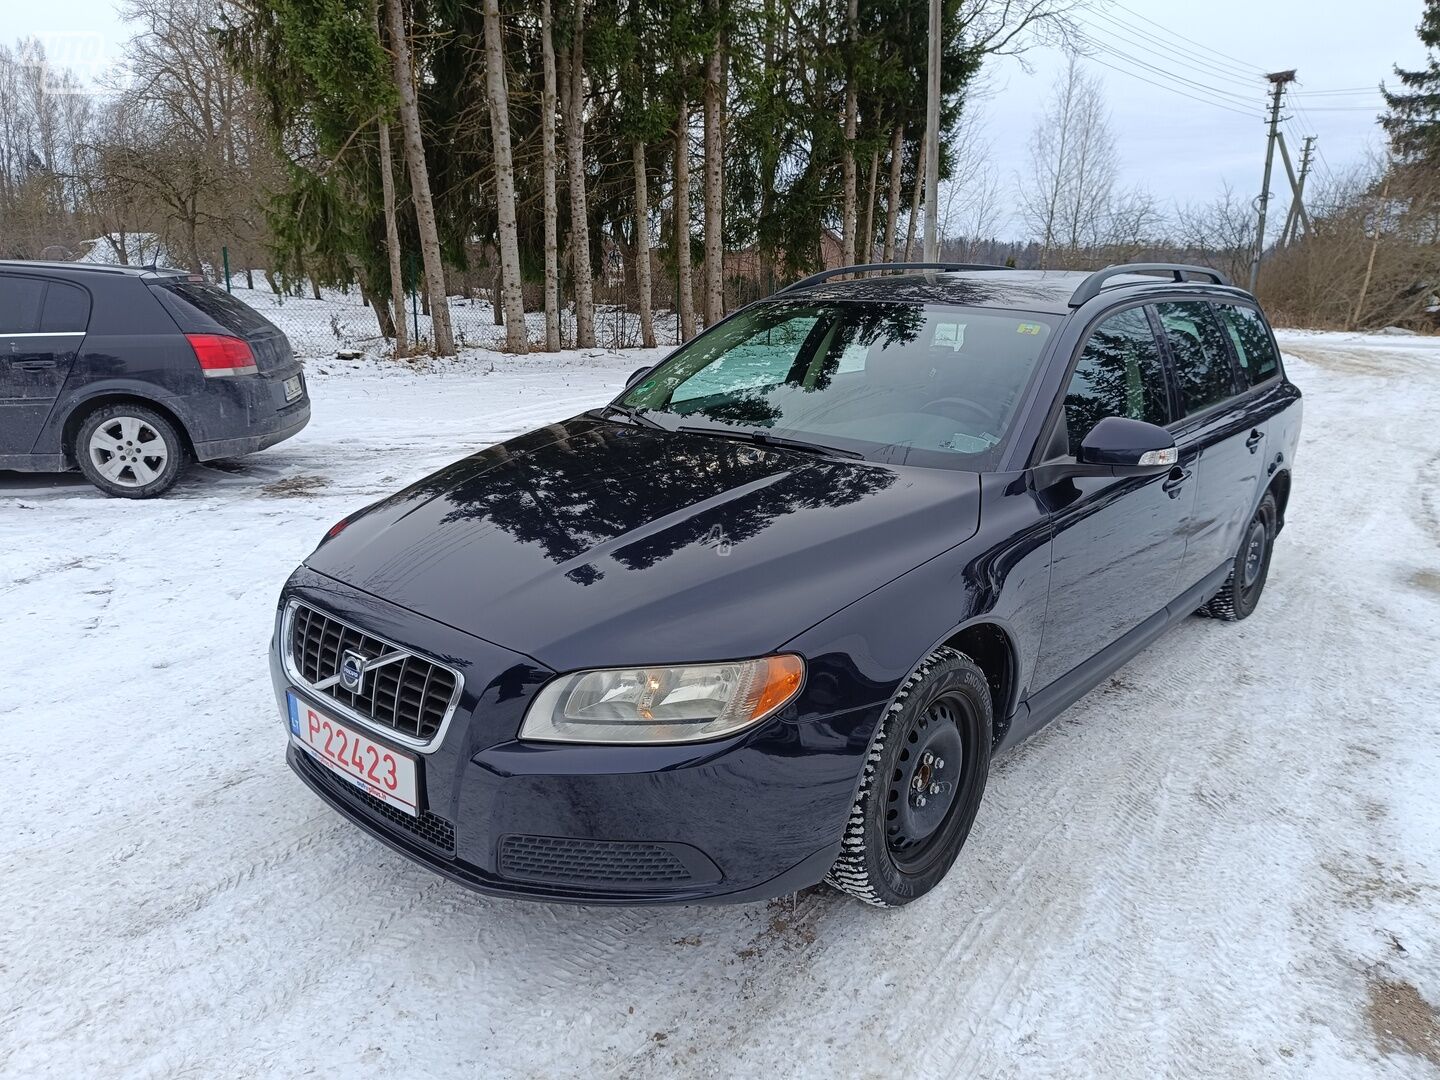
519 655 805 745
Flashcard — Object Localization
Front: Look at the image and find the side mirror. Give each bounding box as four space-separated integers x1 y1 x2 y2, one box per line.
1078 416 1177 473
625 365 651 389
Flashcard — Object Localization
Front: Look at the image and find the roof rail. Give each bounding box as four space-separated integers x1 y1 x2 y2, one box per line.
779 261 1009 294
1068 263 1233 307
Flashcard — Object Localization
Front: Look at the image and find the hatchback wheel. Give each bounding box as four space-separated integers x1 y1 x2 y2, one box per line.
826 646 991 907
1198 491 1278 621
75 404 188 499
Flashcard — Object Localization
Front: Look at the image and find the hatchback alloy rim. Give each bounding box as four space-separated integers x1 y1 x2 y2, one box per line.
89 416 169 488
1241 518 1268 588
886 692 968 873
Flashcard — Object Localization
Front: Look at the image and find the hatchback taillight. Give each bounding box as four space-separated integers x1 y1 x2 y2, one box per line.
187 333 258 377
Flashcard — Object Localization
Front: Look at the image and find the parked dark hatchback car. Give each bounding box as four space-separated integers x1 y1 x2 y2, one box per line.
0 261 309 497
271 262 1301 907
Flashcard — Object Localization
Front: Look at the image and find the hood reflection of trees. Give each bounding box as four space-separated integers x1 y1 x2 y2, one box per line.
404 419 897 576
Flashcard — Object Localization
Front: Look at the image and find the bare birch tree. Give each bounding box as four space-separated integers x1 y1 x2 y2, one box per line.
840 0 858 267
540 0 561 350
674 102 697 340
882 123 904 261
702 0 726 325
560 5 596 348
385 0 455 354
482 0 528 353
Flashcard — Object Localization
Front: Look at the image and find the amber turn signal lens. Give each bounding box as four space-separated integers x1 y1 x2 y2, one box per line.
749 654 805 722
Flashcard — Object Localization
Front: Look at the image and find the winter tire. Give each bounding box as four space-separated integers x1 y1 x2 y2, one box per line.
1198 491 1278 621
74 404 188 499
825 646 991 907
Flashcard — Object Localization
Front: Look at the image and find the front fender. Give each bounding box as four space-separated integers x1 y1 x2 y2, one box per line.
781 471 1052 756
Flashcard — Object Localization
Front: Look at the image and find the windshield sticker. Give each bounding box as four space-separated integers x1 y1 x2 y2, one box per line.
1016 322 1043 335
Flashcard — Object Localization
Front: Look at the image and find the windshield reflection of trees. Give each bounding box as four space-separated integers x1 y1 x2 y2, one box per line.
682 303 928 428
403 420 896 577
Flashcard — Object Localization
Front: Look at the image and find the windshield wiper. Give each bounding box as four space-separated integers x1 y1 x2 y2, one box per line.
677 425 864 460
598 403 664 429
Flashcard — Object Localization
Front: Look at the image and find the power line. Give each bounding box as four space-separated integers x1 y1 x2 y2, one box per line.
1074 30 1261 109
1081 53 1260 118
1082 7 1267 86
1107 0 1268 77
1292 86 1383 96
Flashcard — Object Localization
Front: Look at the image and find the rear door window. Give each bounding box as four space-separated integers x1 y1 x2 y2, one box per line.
1215 304 1280 386
1156 301 1238 416
0 276 47 334
1062 306 1170 456
40 281 92 333
150 279 273 336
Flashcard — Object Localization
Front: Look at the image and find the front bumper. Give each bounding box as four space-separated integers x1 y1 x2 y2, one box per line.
271 569 876 905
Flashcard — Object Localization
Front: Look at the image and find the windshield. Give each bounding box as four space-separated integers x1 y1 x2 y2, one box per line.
619 300 1055 469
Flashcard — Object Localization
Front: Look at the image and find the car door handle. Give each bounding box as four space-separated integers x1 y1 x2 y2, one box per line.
1245 429 1265 453
1162 466 1192 498
16 360 57 371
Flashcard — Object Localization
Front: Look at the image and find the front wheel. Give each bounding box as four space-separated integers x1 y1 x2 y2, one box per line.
826 647 991 907
74 404 188 499
1197 491 1278 621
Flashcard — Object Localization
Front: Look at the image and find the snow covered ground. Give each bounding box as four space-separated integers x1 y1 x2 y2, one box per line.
2 331 1439 1078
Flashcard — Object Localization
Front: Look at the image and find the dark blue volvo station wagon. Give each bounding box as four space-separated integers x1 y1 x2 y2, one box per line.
271 263 1301 907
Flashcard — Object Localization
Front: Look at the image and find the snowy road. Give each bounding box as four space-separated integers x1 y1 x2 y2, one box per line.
2 334 1438 1078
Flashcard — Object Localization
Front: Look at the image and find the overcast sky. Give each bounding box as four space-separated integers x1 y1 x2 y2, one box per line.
10 0 1432 239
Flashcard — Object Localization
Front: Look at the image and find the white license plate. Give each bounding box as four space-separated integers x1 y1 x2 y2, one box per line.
288 693 419 816
283 374 303 402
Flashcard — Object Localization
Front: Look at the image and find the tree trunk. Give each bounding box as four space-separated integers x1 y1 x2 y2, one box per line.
702 0 725 326
632 140 656 347
559 12 596 348
840 0 857 267
483 0 529 353
374 3 406 354
674 101 696 341
883 123 903 262
861 147 879 263
311 276 322 301
540 0 561 351
377 117 408 354
904 144 923 261
385 0 455 355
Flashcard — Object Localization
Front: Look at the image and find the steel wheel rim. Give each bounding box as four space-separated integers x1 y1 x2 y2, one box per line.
1241 518 1268 588
89 416 169 488
885 691 969 874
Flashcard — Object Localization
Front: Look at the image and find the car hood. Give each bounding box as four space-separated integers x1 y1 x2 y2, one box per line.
306 416 981 670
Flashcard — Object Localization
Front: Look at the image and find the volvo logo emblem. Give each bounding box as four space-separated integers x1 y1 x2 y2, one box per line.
339 650 367 693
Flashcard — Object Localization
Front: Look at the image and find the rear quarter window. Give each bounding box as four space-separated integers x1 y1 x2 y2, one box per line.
1216 304 1281 386
0 275 47 334
150 279 274 336
41 281 92 333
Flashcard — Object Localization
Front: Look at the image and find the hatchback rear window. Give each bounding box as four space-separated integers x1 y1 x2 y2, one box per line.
150 279 273 337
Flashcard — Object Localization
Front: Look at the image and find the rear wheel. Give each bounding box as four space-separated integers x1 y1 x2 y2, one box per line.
74 404 188 499
1198 491 1278 620
825 647 991 907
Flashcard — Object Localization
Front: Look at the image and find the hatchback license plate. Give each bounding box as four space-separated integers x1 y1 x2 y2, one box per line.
288 693 419 816
283 374 303 402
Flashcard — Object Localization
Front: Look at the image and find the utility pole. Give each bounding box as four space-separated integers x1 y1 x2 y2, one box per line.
1248 69 1296 293
1280 135 1315 246
921 0 941 262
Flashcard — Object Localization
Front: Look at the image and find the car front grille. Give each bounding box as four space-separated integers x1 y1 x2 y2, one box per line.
287 601 459 745
297 749 457 855
498 835 697 886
